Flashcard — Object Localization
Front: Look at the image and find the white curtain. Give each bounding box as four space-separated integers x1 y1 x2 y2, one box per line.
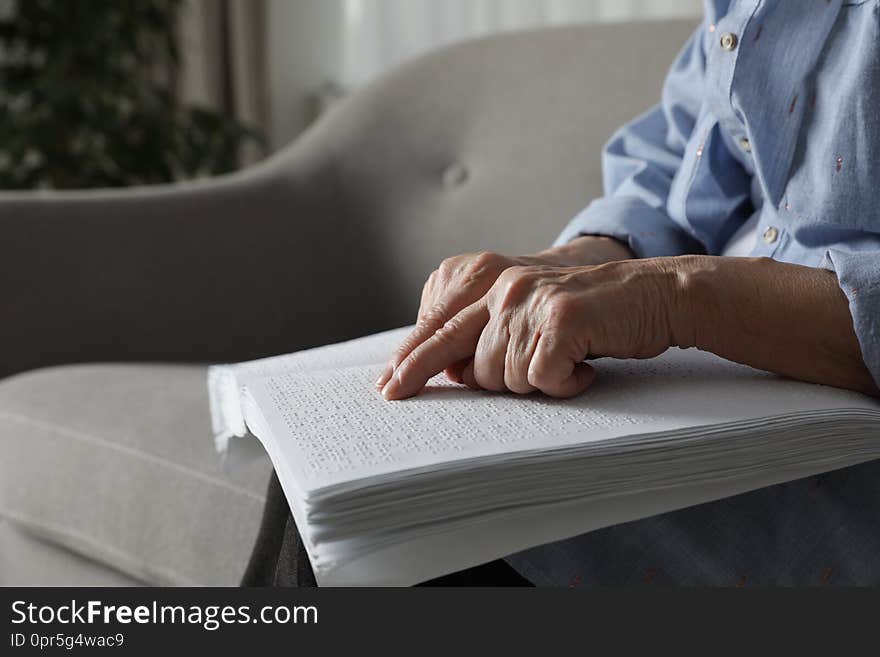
339 0 701 87
267 0 702 147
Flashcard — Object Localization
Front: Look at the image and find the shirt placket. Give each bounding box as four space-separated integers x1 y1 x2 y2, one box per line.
707 0 843 259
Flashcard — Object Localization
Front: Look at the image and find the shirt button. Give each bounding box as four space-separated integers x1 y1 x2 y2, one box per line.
739 137 751 153
720 32 738 51
763 226 779 244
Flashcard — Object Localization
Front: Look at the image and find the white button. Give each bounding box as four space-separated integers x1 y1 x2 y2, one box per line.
763 227 779 244
720 32 738 51
739 137 751 153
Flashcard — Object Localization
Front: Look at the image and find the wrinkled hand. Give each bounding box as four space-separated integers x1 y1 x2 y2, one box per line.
376 237 635 393
380 259 680 400
375 251 546 390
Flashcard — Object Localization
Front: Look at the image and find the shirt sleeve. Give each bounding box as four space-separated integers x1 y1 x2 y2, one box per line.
822 249 880 389
555 19 710 257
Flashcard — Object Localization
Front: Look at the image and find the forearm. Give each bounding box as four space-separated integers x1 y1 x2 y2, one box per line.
671 255 879 397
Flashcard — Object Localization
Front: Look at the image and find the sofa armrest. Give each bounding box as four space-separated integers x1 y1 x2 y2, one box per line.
0 138 388 379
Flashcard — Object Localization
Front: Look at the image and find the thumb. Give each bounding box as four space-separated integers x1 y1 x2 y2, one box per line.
527 333 596 398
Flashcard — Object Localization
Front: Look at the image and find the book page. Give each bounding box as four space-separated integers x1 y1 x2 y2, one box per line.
245 343 879 494
209 327 410 449
224 327 411 382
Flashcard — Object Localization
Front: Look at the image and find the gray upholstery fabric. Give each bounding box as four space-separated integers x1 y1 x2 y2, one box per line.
0 518 144 586
0 21 696 584
0 365 272 585
0 20 694 379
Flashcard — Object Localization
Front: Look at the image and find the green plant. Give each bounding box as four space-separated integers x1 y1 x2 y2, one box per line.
0 0 262 189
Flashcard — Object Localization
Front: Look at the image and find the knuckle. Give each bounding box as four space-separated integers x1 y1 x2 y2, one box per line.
436 258 455 278
463 251 502 283
397 352 422 378
391 339 418 366
471 250 501 269
434 315 463 342
496 265 524 284
439 254 467 274
418 301 449 328
492 266 533 307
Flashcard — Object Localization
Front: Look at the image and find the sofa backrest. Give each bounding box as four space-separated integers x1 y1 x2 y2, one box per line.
303 19 696 310
0 20 697 377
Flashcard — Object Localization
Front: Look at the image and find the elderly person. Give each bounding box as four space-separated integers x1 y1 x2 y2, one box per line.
246 0 880 587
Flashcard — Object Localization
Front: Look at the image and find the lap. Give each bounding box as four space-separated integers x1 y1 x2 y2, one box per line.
508 458 880 586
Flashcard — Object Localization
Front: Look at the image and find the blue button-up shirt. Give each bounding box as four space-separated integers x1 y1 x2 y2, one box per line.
555 0 880 387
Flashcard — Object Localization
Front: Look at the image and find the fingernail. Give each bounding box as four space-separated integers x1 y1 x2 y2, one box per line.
381 372 401 400
375 365 393 389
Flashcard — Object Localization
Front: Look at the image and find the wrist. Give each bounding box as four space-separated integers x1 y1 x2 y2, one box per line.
661 255 723 351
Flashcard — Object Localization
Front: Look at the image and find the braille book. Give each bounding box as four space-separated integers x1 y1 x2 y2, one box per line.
208 327 880 586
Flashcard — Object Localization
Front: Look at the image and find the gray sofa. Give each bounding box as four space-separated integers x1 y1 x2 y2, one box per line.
0 19 695 586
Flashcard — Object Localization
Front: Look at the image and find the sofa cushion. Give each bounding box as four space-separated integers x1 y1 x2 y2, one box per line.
0 364 272 585
0 518 144 586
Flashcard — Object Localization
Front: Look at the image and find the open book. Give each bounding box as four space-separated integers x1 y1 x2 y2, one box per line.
208 327 880 586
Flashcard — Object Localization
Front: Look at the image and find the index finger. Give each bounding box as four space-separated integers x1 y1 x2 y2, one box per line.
381 301 489 400
376 282 488 389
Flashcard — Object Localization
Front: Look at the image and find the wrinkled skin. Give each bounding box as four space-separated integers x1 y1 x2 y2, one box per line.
376 238 878 401
375 236 634 392
380 259 679 400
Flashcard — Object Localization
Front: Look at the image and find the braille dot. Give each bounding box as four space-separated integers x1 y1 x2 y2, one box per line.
789 94 799 114
836 155 843 172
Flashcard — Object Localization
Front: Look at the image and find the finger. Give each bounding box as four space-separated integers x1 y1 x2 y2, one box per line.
444 358 471 384
504 324 539 395
375 363 393 389
378 285 486 389
473 318 510 392
382 301 489 400
416 269 439 319
528 332 596 398
377 307 450 388
461 360 480 390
